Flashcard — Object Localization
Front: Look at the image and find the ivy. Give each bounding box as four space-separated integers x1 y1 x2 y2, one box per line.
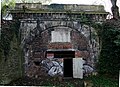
0 20 20 61
80 15 120 77
97 21 120 76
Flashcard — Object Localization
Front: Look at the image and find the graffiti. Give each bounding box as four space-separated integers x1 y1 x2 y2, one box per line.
41 58 94 77
41 58 63 76
83 64 94 76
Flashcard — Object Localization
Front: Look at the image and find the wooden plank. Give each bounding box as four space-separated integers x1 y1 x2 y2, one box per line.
73 58 84 79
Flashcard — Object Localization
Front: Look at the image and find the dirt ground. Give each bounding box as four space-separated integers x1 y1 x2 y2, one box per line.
7 76 84 86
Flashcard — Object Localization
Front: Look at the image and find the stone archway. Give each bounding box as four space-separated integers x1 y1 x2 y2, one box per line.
22 20 100 77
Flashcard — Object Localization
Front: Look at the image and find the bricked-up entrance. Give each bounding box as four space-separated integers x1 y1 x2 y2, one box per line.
46 50 75 77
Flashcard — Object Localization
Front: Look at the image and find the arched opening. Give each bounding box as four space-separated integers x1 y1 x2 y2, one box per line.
23 23 100 78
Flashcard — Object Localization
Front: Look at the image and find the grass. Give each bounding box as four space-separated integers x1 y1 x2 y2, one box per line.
84 75 118 87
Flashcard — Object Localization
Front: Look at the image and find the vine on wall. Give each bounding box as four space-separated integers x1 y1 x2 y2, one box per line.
82 15 120 77
98 21 120 76
0 19 20 61
0 19 23 84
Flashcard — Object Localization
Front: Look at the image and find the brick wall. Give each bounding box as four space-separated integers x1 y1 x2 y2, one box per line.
48 42 72 49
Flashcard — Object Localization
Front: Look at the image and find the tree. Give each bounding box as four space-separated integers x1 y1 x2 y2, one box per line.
98 22 120 77
1 0 15 21
110 0 119 19
1 0 51 20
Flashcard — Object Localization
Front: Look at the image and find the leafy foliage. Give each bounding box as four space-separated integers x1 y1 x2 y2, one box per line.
78 15 120 76
81 15 120 77
97 22 120 76
0 20 20 61
1 0 15 17
85 75 118 87
0 19 23 84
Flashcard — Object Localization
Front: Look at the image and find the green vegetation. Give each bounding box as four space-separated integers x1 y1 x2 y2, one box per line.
0 20 20 60
82 17 120 78
80 16 120 86
0 20 23 84
1 0 15 18
85 75 118 87
1 0 119 85
97 21 120 77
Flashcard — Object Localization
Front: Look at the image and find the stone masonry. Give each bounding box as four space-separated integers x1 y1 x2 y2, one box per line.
10 3 108 78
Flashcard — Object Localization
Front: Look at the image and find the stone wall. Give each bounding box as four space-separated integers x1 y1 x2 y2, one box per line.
10 3 106 78
15 3 42 9
15 3 105 12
